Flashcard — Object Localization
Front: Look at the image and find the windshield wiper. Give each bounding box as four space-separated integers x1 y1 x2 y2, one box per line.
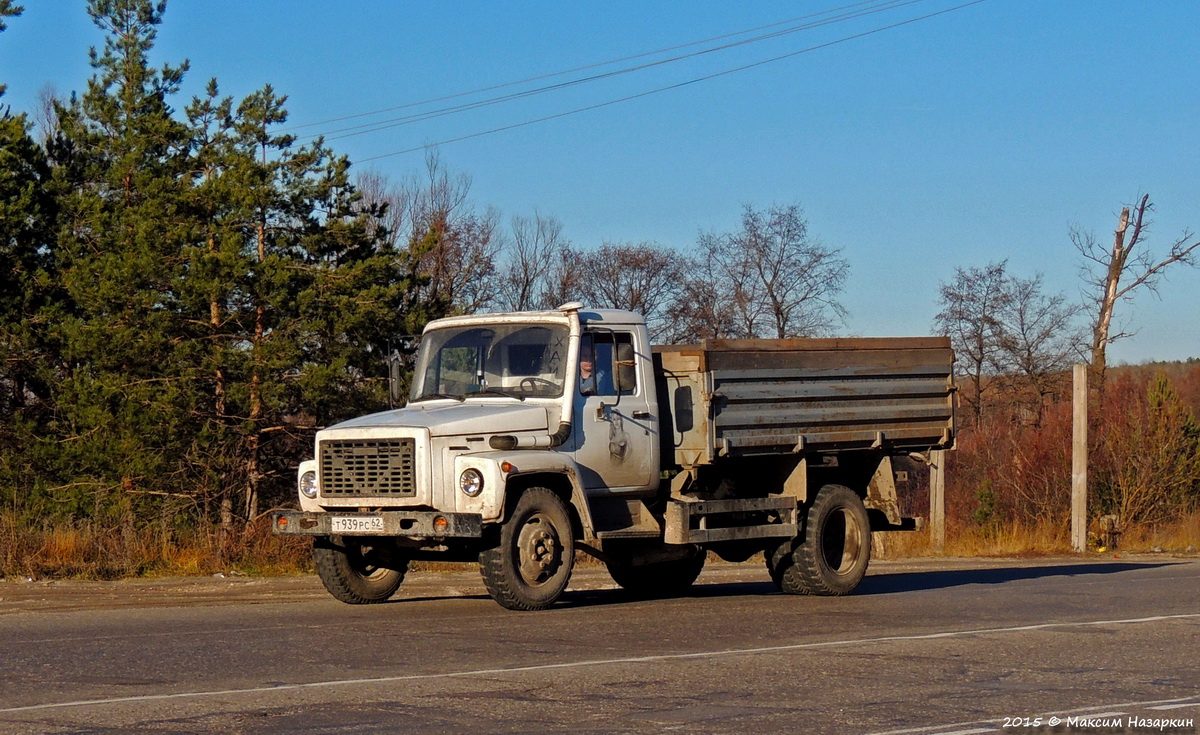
411 393 465 403
471 388 526 401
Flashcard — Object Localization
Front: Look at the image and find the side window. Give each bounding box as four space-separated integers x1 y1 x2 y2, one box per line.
613 332 636 395
579 334 611 397
580 332 635 397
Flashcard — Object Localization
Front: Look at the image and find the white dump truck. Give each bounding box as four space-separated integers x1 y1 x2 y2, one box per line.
273 303 955 610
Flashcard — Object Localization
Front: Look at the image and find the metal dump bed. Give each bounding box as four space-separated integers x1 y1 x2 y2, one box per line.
653 337 955 466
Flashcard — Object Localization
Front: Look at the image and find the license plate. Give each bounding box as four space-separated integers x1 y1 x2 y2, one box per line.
330 515 385 533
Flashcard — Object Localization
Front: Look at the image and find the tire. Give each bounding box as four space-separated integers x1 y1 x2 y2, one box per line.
771 484 871 596
606 550 706 598
313 536 407 604
764 538 793 588
479 488 575 611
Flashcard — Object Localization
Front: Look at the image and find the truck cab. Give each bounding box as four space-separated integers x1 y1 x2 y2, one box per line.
275 304 671 609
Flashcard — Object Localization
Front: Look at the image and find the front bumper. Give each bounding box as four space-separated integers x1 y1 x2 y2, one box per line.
272 510 482 538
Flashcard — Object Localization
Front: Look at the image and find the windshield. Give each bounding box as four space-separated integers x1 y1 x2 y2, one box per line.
409 323 570 402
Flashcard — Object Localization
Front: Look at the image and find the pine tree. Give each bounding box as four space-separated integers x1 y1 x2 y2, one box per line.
0 116 51 414
48 0 200 515
177 78 248 532
20 0 441 544
181 82 434 530
1 2 63 516
212 87 428 522
0 0 22 99
0 108 58 515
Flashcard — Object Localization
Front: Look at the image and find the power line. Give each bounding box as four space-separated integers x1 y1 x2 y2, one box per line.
356 0 991 163
283 0 902 133
316 0 929 143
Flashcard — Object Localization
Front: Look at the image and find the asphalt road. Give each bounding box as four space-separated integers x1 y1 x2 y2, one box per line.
1 556 1197 734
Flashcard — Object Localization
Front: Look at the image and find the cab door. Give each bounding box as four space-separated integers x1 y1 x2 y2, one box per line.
571 330 656 491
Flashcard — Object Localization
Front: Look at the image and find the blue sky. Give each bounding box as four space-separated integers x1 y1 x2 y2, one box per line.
2 1 1198 363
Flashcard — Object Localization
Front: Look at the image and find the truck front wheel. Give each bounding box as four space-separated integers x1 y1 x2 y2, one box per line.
769 484 871 596
479 488 575 611
313 536 407 604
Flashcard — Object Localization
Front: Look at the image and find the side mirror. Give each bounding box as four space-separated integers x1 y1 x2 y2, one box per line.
614 342 636 394
673 386 694 434
388 350 404 407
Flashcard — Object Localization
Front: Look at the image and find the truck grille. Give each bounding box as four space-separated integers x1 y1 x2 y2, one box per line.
319 439 417 497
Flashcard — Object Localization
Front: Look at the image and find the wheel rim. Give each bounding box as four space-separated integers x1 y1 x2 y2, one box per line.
821 508 863 577
515 512 563 586
348 543 389 580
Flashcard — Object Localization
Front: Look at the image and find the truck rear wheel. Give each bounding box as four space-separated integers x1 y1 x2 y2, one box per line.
313 536 407 604
606 550 706 598
479 488 575 611
769 484 871 596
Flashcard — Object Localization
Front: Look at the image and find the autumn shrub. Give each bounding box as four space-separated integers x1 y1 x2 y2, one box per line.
941 365 1200 551
1091 371 1200 527
945 398 1074 529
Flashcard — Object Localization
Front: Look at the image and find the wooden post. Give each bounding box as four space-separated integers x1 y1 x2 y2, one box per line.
930 449 946 553
1072 364 1088 552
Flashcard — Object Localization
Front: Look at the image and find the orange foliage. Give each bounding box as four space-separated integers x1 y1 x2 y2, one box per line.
944 363 1200 545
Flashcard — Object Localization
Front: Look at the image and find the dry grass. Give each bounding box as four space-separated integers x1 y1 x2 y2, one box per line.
1116 510 1200 552
873 522 1069 559
873 511 1200 560
0 513 312 580
5 510 1197 581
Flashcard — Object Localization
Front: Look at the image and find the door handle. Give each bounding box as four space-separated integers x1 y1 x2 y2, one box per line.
631 411 650 419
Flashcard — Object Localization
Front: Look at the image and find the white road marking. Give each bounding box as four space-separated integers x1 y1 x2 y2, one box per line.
1 613 1198 715
867 698 1198 735
1148 702 1200 710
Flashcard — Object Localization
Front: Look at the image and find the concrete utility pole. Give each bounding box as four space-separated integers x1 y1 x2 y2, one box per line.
1072 364 1088 552
930 450 946 553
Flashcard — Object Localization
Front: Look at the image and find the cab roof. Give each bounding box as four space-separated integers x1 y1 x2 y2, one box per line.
424 307 646 332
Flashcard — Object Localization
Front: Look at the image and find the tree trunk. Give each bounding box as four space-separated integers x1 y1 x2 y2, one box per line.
1090 205 1131 388
219 495 233 551
209 231 226 418
1082 194 1199 392
246 219 267 523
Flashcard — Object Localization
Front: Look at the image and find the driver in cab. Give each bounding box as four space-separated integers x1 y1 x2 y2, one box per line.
579 341 612 396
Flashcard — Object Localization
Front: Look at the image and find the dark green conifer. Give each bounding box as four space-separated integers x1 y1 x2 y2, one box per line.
48 0 204 518
6 0 438 546
0 2 61 517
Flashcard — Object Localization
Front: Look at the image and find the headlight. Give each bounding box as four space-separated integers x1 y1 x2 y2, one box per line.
459 468 484 497
299 470 318 499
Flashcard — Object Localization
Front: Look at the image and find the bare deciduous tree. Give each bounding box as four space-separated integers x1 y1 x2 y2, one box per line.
354 169 411 251
936 261 1085 424
1075 194 1200 385
493 212 568 311
356 151 501 315
570 241 685 342
539 245 584 313
934 261 1011 423
702 203 848 339
697 229 764 338
664 248 738 343
409 152 501 314
34 83 61 144
993 273 1085 420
